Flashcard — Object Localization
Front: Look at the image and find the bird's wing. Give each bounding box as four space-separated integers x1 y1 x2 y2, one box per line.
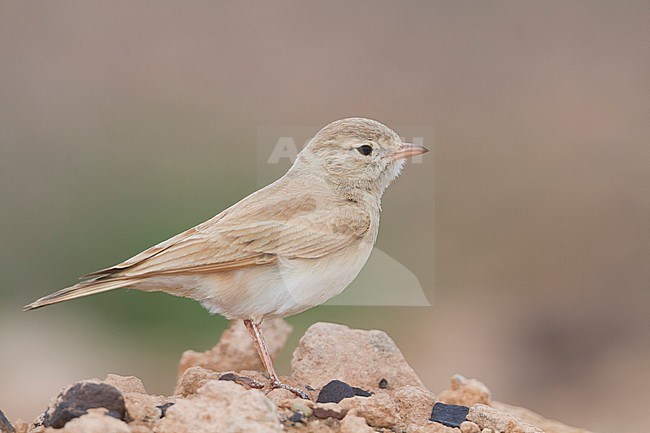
82 189 371 280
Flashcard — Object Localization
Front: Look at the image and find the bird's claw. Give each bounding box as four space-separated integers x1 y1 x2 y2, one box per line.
270 379 310 400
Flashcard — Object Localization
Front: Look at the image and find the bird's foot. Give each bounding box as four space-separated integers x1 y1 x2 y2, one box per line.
269 379 310 400
219 372 265 390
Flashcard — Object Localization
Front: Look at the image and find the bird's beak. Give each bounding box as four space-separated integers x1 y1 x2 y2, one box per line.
391 142 429 160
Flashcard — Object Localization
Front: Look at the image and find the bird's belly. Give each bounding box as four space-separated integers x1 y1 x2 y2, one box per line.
184 242 373 320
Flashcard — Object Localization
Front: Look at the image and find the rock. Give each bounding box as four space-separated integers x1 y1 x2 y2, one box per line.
11 420 27 433
339 391 399 428
316 380 371 403
177 319 291 378
460 421 481 433
378 378 389 389
56 409 130 433
467 404 543 433
430 402 470 428
123 392 168 427
312 403 347 420
104 375 148 395
393 385 437 427
0 410 15 433
290 400 314 418
156 380 282 433
265 388 296 406
493 401 595 433
437 375 491 407
291 322 425 390
340 414 374 433
42 381 126 429
410 424 461 433
174 366 221 397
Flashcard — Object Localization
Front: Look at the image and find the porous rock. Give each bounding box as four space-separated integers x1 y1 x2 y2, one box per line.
104 375 147 395
437 374 491 407
48 409 130 433
174 366 221 397
393 385 437 427
339 414 374 433
291 322 425 390
123 392 169 427
177 319 291 378
338 391 399 428
312 403 347 420
460 421 481 433
467 404 543 433
156 380 282 433
42 381 126 429
493 401 595 433
104 374 169 427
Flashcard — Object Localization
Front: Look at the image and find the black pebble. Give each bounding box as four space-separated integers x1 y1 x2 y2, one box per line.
0 409 15 433
378 378 389 389
288 412 304 423
317 380 372 404
156 402 174 418
43 382 126 429
429 402 469 428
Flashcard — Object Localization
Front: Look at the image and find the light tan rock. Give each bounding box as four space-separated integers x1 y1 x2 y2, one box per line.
13 419 28 433
174 366 221 397
291 322 424 390
410 424 461 433
177 319 291 378
339 391 400 428
393 385 436 427
58 409 130 433
155 380 282 433
493 401 594 433
265 388 296 406
340 414 374 433
467 404 543 433
123 393 169 427
129 427 154 433
460 421 481 433
105 375 148 395
312 402 347 420
437 374 491 407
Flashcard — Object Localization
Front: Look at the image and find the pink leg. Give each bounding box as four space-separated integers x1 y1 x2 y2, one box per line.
243 319 309 399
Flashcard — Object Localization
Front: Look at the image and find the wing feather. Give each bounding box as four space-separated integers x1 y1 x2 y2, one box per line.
82 188 371 281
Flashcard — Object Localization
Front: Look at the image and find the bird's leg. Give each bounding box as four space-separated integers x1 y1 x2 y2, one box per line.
243 319 309 399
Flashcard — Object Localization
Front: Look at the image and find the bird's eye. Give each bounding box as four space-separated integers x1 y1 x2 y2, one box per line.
357 145 373 156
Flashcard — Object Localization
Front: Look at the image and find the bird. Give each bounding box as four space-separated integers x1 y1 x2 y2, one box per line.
24 117 428 398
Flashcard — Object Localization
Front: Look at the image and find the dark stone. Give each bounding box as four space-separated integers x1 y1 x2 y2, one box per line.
352 386 372 397
312 406 348 420
317 380 372 404
430 402 469 428
378 378 389 389
305 385 315 391
43 382 126 429
156 402 174 418
288 412 304 423
0 410 15 433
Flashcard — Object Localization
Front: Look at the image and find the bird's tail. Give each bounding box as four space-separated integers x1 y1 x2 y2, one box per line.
23 278 135 311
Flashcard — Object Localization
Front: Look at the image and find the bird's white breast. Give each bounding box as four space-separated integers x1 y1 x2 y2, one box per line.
177 236 374 321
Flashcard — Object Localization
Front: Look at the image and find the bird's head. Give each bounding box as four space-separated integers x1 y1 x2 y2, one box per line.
292 117 428 194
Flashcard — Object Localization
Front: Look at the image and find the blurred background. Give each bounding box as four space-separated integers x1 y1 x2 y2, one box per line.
1 2 649 432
